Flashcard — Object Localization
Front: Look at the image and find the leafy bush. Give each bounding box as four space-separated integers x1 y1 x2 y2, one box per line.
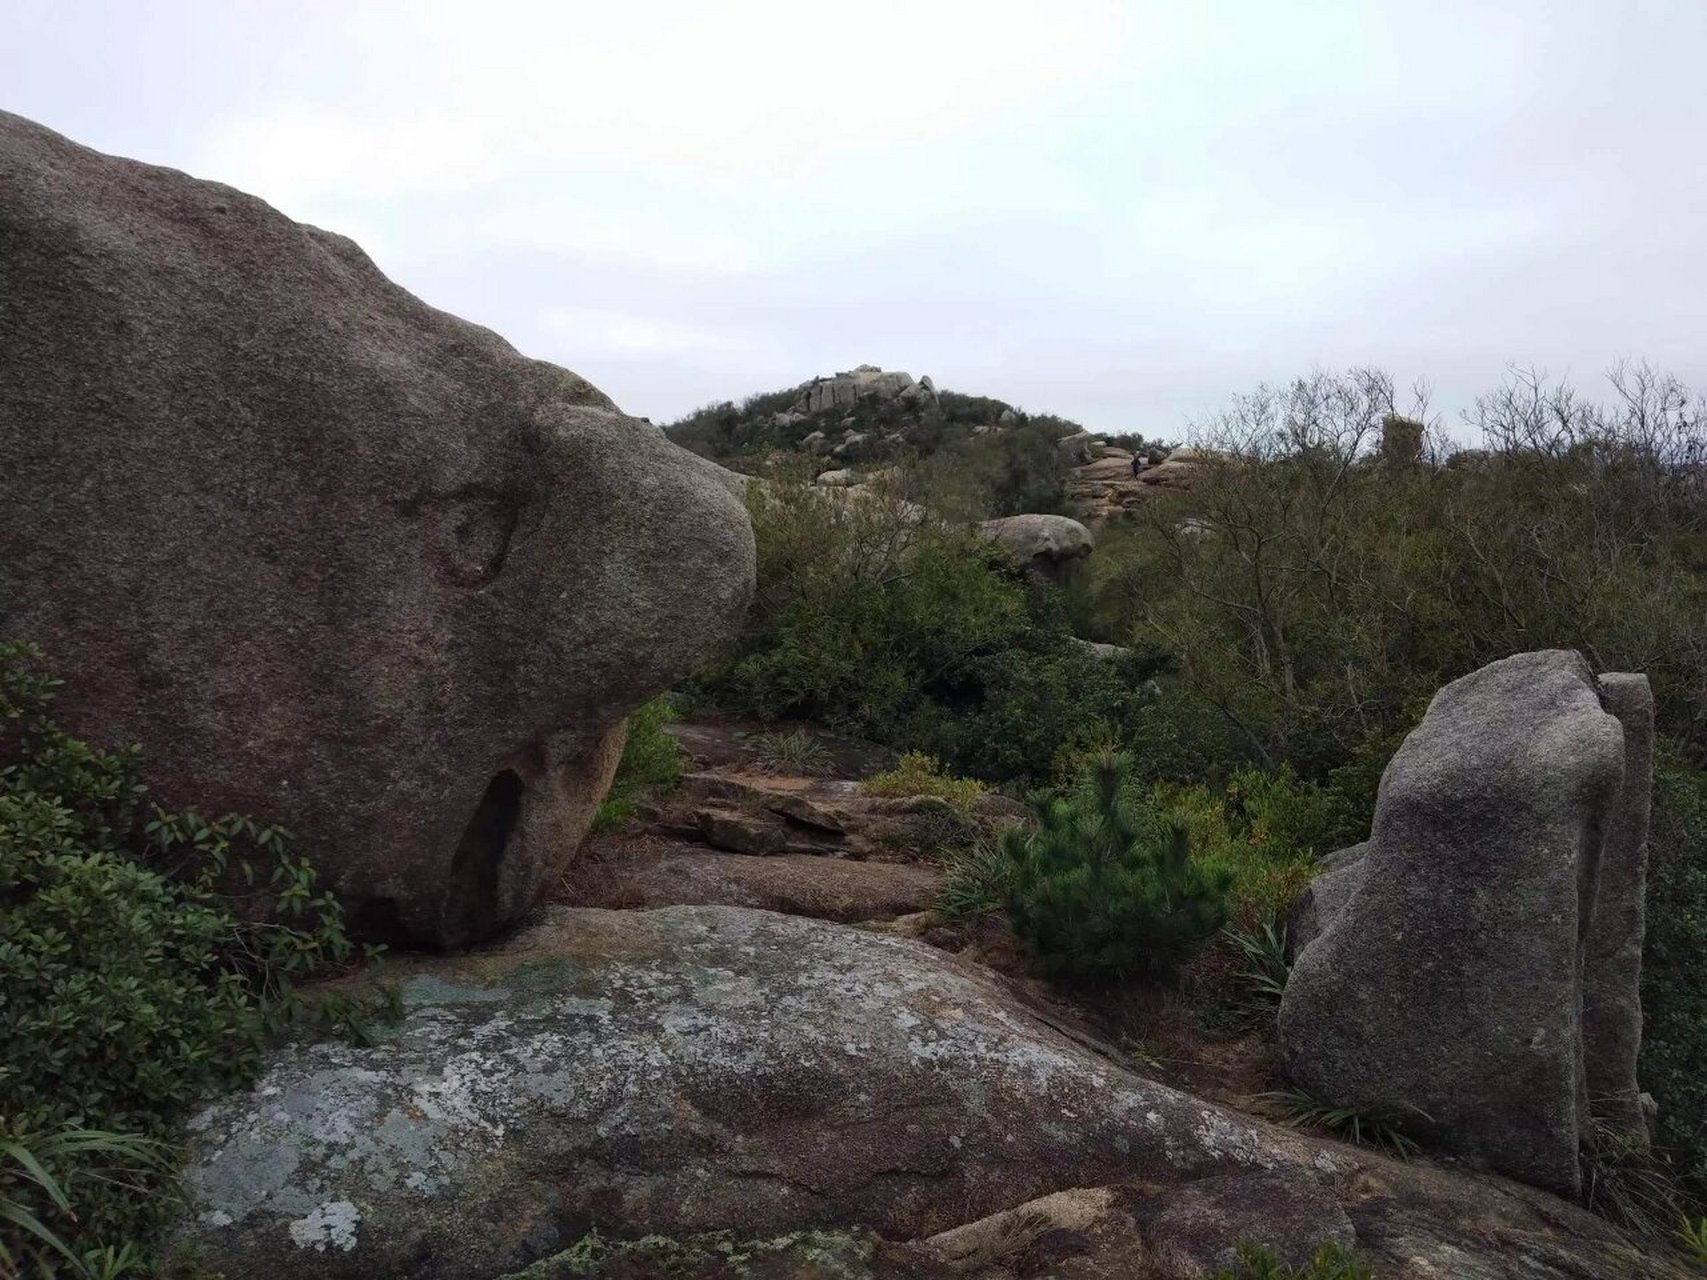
1210 1240 1373 1280
592 696 684 832
1003 752 1231 982
1162 768 1327 931
693 479 1152 785
861 752 985 813
0 641 376 1265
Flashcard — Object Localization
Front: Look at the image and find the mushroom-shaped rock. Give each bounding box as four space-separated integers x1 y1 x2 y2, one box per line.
0 111 755 949
980 514 1094 572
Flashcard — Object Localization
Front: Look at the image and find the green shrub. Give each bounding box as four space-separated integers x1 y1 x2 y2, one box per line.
1641 746 1707 1207
1162 768 1326 931
1210 1240 1373 1280
861 752 985 813
592 696 684 832
692 479 1152 786
0 641 376 1266
1003 752 1231 982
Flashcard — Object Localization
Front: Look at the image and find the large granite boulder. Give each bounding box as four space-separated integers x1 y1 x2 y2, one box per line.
171 906 1297 1278
1279 652 1628 1195
1582 673 1655 1145
0 112 755 948
168 906 1686 1280
979 513 1094 575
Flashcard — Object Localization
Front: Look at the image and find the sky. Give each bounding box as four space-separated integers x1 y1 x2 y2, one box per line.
6 1 1707 437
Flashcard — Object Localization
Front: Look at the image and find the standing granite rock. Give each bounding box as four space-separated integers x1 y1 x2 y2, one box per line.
1583 673 1655 1145
1279 651 1626 1196
0 112 754 948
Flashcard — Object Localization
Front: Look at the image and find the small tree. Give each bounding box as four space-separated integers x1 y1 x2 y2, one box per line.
1003 752 1231 982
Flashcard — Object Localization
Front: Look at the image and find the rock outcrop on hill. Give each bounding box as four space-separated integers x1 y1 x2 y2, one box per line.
1279 652 1647 1196
797 364 937 415
1065 446 1206 522
0 111 754 948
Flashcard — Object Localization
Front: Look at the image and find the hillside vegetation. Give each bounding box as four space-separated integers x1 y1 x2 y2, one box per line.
683 361 1707 1204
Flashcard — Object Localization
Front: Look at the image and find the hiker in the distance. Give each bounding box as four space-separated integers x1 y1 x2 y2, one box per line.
1130 454 1142 478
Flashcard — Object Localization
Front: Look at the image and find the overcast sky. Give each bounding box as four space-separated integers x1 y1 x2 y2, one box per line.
7 1 1706 436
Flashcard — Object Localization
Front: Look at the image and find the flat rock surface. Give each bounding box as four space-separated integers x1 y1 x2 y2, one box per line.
561 841 942 922
170 906 1688 1280
171 906 1300 1278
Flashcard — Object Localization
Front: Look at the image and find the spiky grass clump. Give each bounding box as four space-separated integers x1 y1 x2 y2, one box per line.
936 839 1016 920
1251 1087 1424 1160
1225 920 1292 1013
751 728 831 777
1 1125 169 1279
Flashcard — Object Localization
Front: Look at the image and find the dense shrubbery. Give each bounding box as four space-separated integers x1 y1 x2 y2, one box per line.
1003 752 1231 982
0 642 378 1271
689 479 1146 784
1162 767 1331 931
1084 365 1707 777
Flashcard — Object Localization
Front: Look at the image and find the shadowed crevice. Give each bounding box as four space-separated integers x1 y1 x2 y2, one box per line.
443 768 524 947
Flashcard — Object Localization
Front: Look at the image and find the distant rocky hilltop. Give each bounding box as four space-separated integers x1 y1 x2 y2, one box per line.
666 364 1190 523
666 362 1025 464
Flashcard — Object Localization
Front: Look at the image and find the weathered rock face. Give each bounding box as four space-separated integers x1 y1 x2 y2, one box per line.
173 906 1298 1279
1583 672 1654 1144
1279 652 1628 1195
170 906 1692 1280
979 514 1094 574
1137 1170 1356 1278
0 112 755 948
